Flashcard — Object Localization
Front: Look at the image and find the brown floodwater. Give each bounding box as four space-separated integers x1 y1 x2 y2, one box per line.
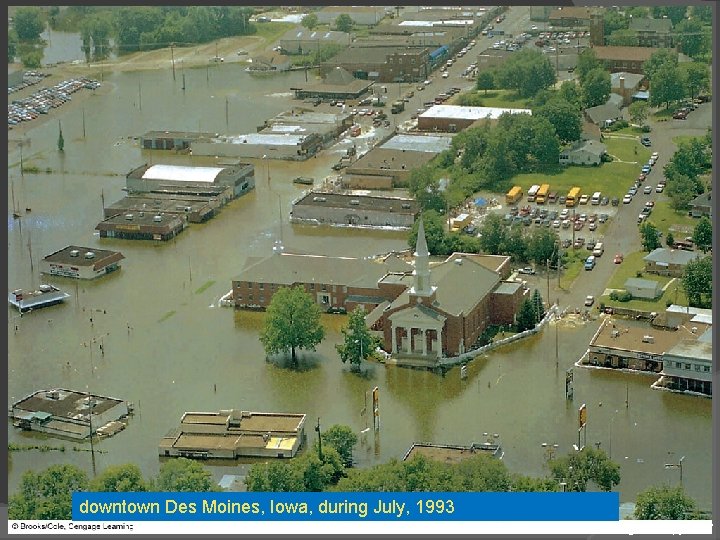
7 62 712 508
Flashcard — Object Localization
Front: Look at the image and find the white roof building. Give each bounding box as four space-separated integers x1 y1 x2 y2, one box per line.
142 164 224 183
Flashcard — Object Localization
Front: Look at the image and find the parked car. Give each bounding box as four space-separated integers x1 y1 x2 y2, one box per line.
643 185 653 194
651 152 659 160
584 256 596 271
588 222 597 231
672 110 687 120
579 194 590 205
598 213 609 223
656 184 665 193
641 165 651 174
611 197 619 206
613 253 623 264
628 187 638 196
623 194 633 204
584 295 595 307
640 136 651 147
600 196 609 206
518 267 536 275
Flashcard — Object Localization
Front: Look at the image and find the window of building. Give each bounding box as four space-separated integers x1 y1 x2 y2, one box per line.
259 283 264 290
684 363 691 370
249 294 253 301
675 362 682 369
237 295 243 302
695 365 701 372
321 284 327 291
310 283 315 290
259 296 265 304
703 366 710 372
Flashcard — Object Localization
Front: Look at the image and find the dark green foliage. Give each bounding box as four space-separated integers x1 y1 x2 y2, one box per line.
336 307 376 372
301 13 318 30
581 68 611 108
246 447 345 492
90 464 148 492
493 49 556 98
9 465 89 520
675 20 707 58
609 290 632 302
515 298 537 332
260 286 325 365
692 217 712 253
476 71 494 95
576 49 601 85
13 7 45 41
643 48 678 81
640 222 661 252
407 211 457 256
322 425 358 467
649 64 686 109
335 14 354 33
634 485 700 520
535 98 582 143
650 6 687 26
531 289 545 322
548 447 620 492
682 256 712 308
154 458 219 492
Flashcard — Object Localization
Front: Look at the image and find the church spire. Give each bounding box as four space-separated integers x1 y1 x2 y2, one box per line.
411 218 435 298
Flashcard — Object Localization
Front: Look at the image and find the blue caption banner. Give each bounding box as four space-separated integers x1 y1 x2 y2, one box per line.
72 492 619 521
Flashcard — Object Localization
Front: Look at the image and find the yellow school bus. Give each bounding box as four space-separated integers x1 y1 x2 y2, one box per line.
566 186 581 207
536 184 550 204
505 186 523 205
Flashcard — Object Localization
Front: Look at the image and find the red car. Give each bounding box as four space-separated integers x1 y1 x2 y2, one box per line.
638 173 647 182
613 253 624 264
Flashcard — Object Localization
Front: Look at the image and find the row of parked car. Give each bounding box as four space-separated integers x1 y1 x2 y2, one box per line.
8 77 101 127
8 71 50 94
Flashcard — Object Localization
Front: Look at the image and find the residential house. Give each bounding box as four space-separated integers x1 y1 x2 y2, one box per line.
624 277 661 299
690 192 712 218
610 72 646 106
643 248 701 277
559 140 607 166
584 101 622 128
628 17 673 48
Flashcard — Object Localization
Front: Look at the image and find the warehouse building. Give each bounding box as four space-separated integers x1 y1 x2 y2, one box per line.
126 163 255 198
95 212 187 241
192 132 323 161
41 246 124 280
279 29 351 55
417 105 531 132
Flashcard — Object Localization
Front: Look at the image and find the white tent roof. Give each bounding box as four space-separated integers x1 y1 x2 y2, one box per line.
142 164 224 183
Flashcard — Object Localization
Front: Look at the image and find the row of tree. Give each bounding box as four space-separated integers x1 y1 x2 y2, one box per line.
9 458 217 519
664 135 712 212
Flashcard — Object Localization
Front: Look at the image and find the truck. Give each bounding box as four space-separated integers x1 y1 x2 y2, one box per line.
391 101 405 114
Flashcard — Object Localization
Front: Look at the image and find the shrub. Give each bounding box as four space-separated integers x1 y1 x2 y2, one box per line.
610 290 632 302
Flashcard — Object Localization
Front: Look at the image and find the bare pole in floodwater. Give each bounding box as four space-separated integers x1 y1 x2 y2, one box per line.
82 108 86 138
225 97 229 130
138 83 142 110
170 42 176 81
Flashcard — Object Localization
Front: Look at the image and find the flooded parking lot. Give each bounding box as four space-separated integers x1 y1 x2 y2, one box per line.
7 56 711 508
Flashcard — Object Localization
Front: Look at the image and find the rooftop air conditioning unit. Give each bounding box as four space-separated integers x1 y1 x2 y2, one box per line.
47 390 60 400
350 199 360 205
154 215 163 222
642 335 654 343
69 250 80 257
125 214 134 220
611 330 620 338
84 252 95 259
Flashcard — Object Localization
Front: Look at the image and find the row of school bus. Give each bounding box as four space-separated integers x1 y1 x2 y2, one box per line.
505 185 596 208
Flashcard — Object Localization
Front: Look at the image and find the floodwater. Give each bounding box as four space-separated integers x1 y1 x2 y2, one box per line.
7 60 712 509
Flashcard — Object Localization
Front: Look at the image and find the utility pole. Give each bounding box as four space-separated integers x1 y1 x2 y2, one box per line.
171 43 176 81
225 97 229 130
555 298 559 367
82 108 86 138
546 258 550 302
138 83 142 110
315 417 323 460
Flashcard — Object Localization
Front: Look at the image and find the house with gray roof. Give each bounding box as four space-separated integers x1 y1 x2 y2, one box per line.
584 101 622 128
624 277 661 299
690 192 712 218
292 67 374 100
611 72 646 106
628 17 673 48
643 248 701 277
559 139 607 166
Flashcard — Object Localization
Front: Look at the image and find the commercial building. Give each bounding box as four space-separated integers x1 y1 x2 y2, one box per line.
126 163 255 199
279 29 351 55
247 53 291 72
547 7 594 27
140 131 217 151
232 221 521 366
257 109 354 147
159 410 306 459
628 17 673 49
417 105 531 132
192 132 323 161
95 212 187 241
559 140 607 166
292 67 374 101
583 317 707 373
290 192 420 229
41 246 124 280
316 6 386 26
656 333 712 396
343 134 453 189
104 193 232 224
643 248 701 277
10 388 131 440
321 46 430 83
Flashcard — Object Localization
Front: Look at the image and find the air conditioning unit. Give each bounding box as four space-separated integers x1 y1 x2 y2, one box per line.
84 252 95 259
154 215 163 222
69 250 80 257
642 335 654 343
611 330 620 338
125 214 134 220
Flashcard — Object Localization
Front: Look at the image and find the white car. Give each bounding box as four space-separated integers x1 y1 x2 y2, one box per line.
552 220 561 228
651 152 659 160
442 72 449 78
584 295 595 307
643 185 653 194
656 184 665 193
623 194 633 204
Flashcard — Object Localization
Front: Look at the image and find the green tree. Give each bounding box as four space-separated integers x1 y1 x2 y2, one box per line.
13 7 45 41
260 286 325 366
692 217 712 253
301 13 319 30
335 14 354 33
665 231 675 247
322 425 358 467
640 221 661 252
651 6 687 26
9 465 89 520
602 10 629 37
408 166 446 213
682 63 710 102
649 64 686 109
581 68 611 108
531 289 545 323
408 211 455 256
643 48 677 81
682 256 712 308
692 5 712 25
154 458 219 492
576 48 601 85
526 227 558 267
495 49 556 98
19 49 43 68
607 29 638 47
548 447 620 492
336 307 376 372
634 485 700 520
558 80 582 109
675 20 706 58
90 464 148 492
57 122 64 152
246 447 344 492
478 213 508 255
665 172 697 211
628 101 649 126
536 98 582 143
497 112 560 171
502 224 528 263
476 71 494 95
511 474 560 492
516 298 537 332
8 30 18 62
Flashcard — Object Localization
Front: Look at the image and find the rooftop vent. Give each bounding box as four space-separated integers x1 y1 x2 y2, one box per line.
153 215 163 222
69 249 80 257
47 390 60 400
350 199 360 205
611 330 620 338
84 251 95 259
691 327 698 334
642 335 654 343
402 203 411 209
454 258 463 265
125 213 134 220
313 196 327 202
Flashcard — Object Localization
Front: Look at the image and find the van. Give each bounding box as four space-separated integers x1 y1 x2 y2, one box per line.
547 192 557 204
591 191 602 205
592 243 604 257
584 256 596 270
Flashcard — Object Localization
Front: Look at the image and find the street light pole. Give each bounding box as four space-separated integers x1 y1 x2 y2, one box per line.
665 455 685 487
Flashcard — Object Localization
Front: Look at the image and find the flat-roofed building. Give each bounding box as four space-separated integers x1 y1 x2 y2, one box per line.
316 6 386 26
95 212 187 241
280 29 351 55
10 388 130 440
656 331 712 396
159 410 306 459
403 441 503 463
290 191 420 228
126 163 255 198
192 132 323 161
104 192 232 224
417 105 531 132
583 317 707 373
343 134 453 189
140 131 217 151
321 47 430 83
41 246 124 280
261 109 354 144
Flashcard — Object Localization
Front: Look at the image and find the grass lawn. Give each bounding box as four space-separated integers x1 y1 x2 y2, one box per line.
559 250 586 289
647 201 697 236
253 22 295 44
672 135 700 146
600 249 689 310
456 89 532 109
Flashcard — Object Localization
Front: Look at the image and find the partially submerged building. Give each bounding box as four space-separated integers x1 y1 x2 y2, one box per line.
279 29 351 55
140 131 217 151
192 132 323 161
41 246 124 280
158 410 306 459
126 163 255 199
292 67 374 100
95 211 187 241
656 330 712 396
10 388 131 440
104 193 231 224
290 192 420 228
417 105 531 132
403 440 503 463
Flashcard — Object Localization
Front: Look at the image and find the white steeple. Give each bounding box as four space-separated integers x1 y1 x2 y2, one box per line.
411 219 435 297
